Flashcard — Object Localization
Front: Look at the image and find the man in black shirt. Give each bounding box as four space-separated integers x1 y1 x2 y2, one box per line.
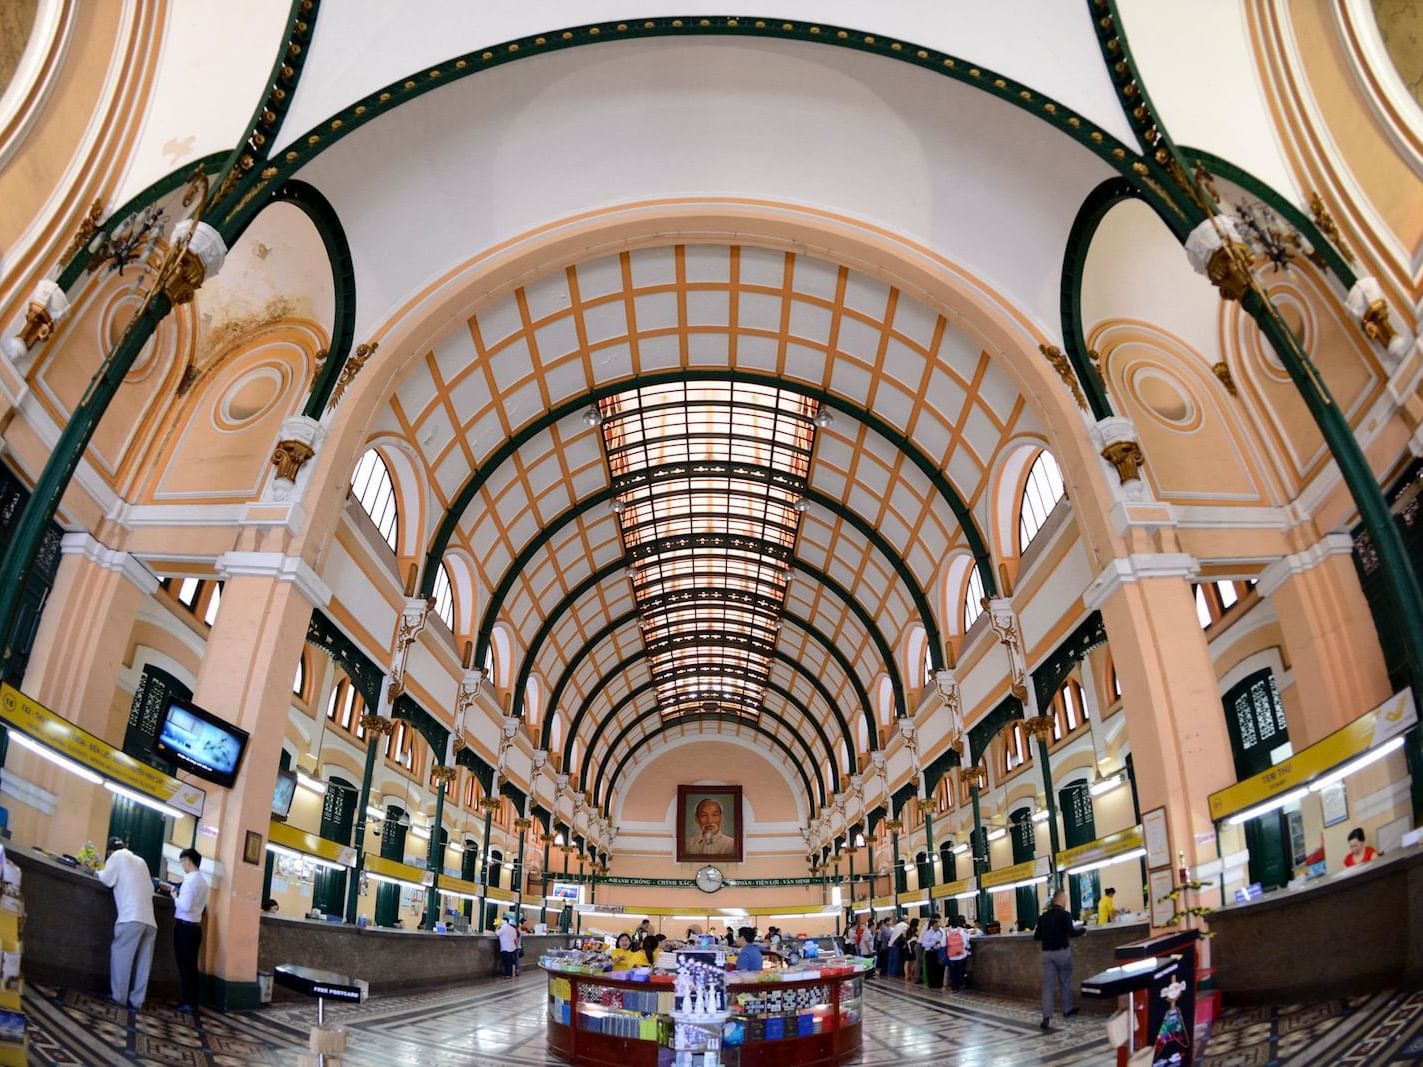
1033 889 1084 1030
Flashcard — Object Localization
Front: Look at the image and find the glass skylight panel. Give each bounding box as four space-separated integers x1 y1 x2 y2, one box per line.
598 381 821 722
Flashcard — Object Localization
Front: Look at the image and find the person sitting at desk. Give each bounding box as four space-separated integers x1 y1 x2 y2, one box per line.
734 927 763 972
1345 827 1378 867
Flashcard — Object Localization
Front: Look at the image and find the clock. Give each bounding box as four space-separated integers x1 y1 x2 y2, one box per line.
695 865 725 894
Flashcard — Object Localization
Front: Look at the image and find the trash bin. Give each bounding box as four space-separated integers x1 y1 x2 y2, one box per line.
1081 930 1199 1067
258 970 274 1005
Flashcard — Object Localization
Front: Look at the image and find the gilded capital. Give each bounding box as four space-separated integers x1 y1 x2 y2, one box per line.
270 438 315 482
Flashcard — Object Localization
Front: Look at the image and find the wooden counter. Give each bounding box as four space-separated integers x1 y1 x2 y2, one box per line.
963 922 1148 1010
1209 844 1423 1004
7 842 183 999
257 916 572 997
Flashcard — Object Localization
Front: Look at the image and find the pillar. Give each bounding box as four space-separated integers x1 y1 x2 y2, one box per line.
1257 535 1393 746
887 820 903 919
513 816 530 924
188 565 322 1008
424 768 452 929
1087 565 1237 891
16 535 155 849
476 804 494 932
1025 716 1063 888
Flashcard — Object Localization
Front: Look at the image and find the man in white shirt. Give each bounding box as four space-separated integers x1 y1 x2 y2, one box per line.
497 915 520 979
168 848 209 1012
97 837 157 1010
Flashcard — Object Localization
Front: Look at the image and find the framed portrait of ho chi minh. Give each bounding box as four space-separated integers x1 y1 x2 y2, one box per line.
677 785 743 864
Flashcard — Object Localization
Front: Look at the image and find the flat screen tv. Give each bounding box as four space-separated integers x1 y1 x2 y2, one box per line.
155 696 250 788
272 768 297 819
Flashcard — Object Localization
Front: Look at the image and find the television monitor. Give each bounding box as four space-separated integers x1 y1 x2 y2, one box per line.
155 696 250 787
272 768 297 819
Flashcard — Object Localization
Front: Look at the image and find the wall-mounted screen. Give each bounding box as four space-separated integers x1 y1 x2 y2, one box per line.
155 697 250 788
271 768 297 819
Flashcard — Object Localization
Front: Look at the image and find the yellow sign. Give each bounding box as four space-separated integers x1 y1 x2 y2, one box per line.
436 874 481 898
978 857 1050 890
484 884 515 902
365 854 432 887
0 683 206 817
1209 689 1417 821
931 877 974 900
267 820 356 866
871 893 897 909
1054 826 1143 871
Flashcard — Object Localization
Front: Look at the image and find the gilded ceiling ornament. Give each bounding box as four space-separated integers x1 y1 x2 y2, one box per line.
358 711 395 736
959 765 987 790
1038 344 1087 410
328 341 378 410
1023 715 1055 742
431 765 458 785
1308 193 1353 265
1211 362 1237 397
64 199 105 265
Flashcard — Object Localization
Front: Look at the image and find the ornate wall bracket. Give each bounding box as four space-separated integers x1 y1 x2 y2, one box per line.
2 281 69 369
1089 415 1151 503
162 220 227 306
1347 277 1413 368
1185 215 1251 302
328 341 378 410
270 439 314 483
985 598 1029 702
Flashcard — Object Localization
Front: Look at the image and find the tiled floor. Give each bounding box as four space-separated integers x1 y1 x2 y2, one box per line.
19 975 1423 1065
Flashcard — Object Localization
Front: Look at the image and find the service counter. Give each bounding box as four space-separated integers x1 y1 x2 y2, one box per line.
7 842 184 999
258 917 572 997
1208 844 1423 1004
964 922 1147 1010
543 964 864 1066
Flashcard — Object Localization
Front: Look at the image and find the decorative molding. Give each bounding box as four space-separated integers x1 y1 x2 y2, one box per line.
1254 533 1356 598
59 531 158 593
1082 553 1200 612
215 550 331 607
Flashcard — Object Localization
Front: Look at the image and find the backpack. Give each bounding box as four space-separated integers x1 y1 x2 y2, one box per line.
946 929 965 957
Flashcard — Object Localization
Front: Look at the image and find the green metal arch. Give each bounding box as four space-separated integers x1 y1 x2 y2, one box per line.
474 462 941 675
269 179 360 417
576 672 838 800
423 370 996 615
214 14 1163 243
539 608 878 755
561 634 857 774
1059 176 1139 422
596 708 826 814
510 553 905 726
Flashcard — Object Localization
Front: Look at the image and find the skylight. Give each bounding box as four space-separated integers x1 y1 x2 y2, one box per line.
596 381 821 720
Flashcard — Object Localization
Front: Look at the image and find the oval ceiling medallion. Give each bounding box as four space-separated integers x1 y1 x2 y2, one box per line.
1130 365 1198 430
215 364 285 430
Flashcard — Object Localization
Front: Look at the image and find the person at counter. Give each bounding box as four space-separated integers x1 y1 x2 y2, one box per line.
1345 828 1378 867
1097 887 1117 925
97 837 157 1011
1034 890 1085 1031
734 927 763 972
919 917 945 990
610 932 640 970
167 849 209 1013
946 916 972 993
497 915 520 979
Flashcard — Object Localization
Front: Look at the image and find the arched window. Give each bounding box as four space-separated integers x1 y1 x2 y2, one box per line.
875 678 893 726
351 449 399 550
431 562 455 628
1018 450 1065 552
1048 679 1089 741
292 650 307 699
550 714 563 754
857 716 870 753
525 677 542 727
1001 721 1030 775
963 565 986 630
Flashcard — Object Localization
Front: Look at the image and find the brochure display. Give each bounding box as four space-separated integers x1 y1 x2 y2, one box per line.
542 952 865 1067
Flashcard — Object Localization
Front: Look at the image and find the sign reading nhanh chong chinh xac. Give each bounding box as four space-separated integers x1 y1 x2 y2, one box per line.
0 682 206 817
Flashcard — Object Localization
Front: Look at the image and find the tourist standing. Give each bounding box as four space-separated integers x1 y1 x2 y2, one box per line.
97 837 157 1011
167 849 209 1013
888 916 909 977
904 918 921 984
497 915 520 979
920 917 946 990
1033 890 1084 1029
946 916 972 992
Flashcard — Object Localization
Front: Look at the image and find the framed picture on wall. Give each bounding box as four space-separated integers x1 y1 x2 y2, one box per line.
1148 867 1176 928
243 830 264 866
676 785 743 864
1143 806 1171 871
1319 782 1349 827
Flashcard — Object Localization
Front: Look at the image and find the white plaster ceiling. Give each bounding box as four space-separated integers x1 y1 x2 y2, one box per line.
277 1 1136 154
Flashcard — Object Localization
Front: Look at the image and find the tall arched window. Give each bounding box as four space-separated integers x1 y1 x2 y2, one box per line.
550 714 563 754
875 678 893 726
292 650 307 700
431 561 455 628
525 677 542 727
857 716 870 753
1018 450 1065 552
351 449 399 550
963 565 986 630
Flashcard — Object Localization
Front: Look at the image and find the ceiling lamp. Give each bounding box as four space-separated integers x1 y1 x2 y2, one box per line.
1090 771 1127 797
582 406 604 427
792 497 811 514
812 407 834 428
610 498 627 514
